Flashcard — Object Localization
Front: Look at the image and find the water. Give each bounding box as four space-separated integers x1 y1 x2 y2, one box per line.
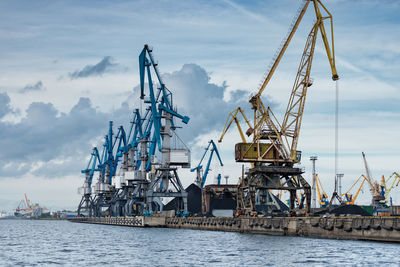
0 219 399 266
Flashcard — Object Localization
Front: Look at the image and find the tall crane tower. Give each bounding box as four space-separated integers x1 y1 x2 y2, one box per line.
227 0 339 216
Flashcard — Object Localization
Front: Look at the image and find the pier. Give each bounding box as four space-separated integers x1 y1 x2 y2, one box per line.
69 216 400 243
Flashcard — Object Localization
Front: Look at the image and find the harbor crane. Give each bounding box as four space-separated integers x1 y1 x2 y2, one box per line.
191 140 224 188
315 174 329 208
384 172 400 199
92 122 129 217
362 152 386 205
341 174 368 205
223 0 339 216
78 147 101 217
110 126 128 216
139 44 190 216
77 45 191 218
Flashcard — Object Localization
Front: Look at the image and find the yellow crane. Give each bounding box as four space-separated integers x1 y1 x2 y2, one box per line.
384 172 400 199
341 175 368 205
223 0 339 216
361 152 385 204
315 174 329 208
236 0 339 165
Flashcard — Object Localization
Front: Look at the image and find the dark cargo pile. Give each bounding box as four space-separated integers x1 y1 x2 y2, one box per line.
164 183 202 215
314 204 371 216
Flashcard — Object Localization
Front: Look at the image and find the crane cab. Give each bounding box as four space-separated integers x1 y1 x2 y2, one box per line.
235 142 279 162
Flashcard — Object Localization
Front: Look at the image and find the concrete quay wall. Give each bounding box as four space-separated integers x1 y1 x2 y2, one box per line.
69 216 400 243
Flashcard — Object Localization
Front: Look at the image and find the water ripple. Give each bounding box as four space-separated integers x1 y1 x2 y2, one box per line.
0 220 399 266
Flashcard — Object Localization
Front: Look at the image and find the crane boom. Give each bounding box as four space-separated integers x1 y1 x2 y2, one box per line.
254 0 311 99
280 23 318 160
219 107 251 143
191 140 223 188
361 152 377 193
313 0 339 80
281 0 339 160
385 172 400 198
24 193 31 209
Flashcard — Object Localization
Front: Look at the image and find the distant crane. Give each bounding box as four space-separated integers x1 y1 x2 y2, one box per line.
362 152 385 205
24 193 31 210
341 174 368 205
384 172 400 200
78 147 101 217
191 140 224 188
315 174 329 208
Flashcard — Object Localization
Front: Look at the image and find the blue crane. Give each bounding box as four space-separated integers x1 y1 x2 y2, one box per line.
81 147 102 188
139 44 189 171
191 140 224 188
126 109 143 154
99 121 126 184
139 44 190 216
112 125 127 175
78 146 103 217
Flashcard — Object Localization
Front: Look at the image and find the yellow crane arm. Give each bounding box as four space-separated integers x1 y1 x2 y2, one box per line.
313 0 339 80
341 175 367 205
385 172 400 198
280 0 340 160
315 175 322 203
351 175 367 205
255 0 311 99
219 107 251 143
316 174 327 204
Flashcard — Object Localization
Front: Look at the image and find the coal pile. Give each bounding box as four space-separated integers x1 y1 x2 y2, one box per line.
314 204 371 216
164 183 202 214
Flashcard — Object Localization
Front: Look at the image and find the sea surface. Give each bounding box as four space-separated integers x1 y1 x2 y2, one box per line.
0 219 399 266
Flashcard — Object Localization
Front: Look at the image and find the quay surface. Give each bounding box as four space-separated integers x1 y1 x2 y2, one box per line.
69 216 400 243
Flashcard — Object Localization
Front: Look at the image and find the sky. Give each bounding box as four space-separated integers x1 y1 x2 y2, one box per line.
0 0 399 212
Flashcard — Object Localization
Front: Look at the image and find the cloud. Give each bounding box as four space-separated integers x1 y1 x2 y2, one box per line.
0 92 13 118
162 64 275 142
69 56 118 79
221 0 268 23
229 89 248 102
0 63 274 179
19 80 44 93
0 96 131 178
